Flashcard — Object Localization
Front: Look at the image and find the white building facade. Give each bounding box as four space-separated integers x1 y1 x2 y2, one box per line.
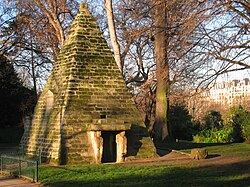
209 78 250 105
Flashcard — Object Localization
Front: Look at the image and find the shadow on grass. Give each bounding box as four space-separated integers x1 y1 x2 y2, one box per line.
39 159 250 187
156 149 172 156
207 154 221 159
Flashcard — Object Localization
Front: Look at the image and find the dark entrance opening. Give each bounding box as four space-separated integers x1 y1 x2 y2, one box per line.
101 131 117 163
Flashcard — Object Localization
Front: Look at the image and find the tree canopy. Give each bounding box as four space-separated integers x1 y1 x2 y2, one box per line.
0 57 35 128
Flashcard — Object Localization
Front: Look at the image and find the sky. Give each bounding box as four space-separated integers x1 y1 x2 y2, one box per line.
218 69 250 82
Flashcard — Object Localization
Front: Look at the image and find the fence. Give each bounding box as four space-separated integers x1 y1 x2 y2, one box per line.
0 155 38 182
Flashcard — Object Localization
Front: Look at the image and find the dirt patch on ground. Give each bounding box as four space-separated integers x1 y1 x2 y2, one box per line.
119 151 250 169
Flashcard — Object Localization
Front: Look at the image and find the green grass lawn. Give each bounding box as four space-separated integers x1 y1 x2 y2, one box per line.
39 143 250 187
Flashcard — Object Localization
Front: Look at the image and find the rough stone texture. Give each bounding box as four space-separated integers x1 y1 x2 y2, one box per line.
190 148 208 160
20 3 156 165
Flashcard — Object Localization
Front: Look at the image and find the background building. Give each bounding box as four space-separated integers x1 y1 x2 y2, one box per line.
187 78 250 121
209 78 250 106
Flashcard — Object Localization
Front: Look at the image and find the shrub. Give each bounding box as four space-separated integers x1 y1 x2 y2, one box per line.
194 106 250 143
222 106 247 142
239 112 250 143
203 110 223 129
193 127 234 143
169 103 196 141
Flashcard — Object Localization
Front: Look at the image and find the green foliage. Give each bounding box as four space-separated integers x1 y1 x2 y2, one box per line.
169 103 198 141
193 127 234 143
238 111 250 142
203 110 222 128
0 57 36 128
222 105 247 142
194 106 250 143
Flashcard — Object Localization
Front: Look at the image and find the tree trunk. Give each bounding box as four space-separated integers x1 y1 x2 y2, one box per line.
153 0 171 141
34 0 65 46
104 0 122 72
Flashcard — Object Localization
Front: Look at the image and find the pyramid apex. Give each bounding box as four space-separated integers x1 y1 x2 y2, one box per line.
80 2 88 12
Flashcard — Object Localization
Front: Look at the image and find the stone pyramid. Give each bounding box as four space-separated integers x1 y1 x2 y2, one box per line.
20 3 156 165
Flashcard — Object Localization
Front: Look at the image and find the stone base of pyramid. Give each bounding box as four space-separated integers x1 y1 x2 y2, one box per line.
21 117 156 164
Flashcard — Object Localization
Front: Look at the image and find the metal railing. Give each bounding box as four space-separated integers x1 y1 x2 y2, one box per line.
0 155 38 182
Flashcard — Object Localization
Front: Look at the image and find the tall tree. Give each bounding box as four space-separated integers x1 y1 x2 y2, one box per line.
104 0 122 72
14 0 79 58
1 0 79 90
96 0 212 140
151 0 210 141
153 0 170 141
